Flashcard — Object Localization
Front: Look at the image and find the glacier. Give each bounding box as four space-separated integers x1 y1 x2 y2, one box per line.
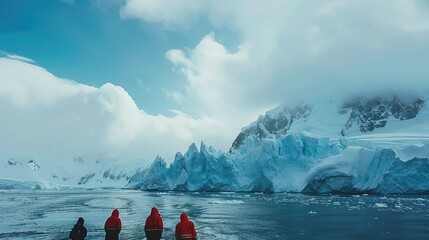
127 134 429 194
303 147 429 194
2 95 429 193
126 130 344 192
127 96 429 194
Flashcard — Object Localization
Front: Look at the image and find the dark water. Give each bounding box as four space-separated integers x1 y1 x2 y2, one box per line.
0 190 428 239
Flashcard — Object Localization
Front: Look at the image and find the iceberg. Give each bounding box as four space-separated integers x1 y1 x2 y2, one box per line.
127 142 239 191
128 95 429 194
126 133 344 192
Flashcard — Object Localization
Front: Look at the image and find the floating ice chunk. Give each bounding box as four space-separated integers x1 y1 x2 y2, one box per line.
374 203 388 208
220 192 236 195
333 202 341 206
208 200 244 205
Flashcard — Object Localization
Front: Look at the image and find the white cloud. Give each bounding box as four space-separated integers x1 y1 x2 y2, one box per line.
164 89 185 103
120 0 203 28
3 1 428 164
0 57 223 164
166 33 250 109
6 54 36 64
1 51 36 64
121 0 429 147
165 33 264 147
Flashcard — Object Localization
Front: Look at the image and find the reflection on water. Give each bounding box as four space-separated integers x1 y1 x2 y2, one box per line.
0 190 428 239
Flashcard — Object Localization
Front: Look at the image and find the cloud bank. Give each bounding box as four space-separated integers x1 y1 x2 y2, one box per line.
122 0 429 130
0 57 222 164
2 1 429 165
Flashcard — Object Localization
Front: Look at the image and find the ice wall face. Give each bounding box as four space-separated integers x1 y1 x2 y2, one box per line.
232 132 344 192
302 148 395 194
303 148 429 194
127 142 239 191
126 133 344 192
128 95 429 194
376 157 429 194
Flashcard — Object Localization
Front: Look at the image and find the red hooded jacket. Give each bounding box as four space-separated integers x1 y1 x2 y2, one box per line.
145 207 164 231
104 209 121 240
175 212 197 240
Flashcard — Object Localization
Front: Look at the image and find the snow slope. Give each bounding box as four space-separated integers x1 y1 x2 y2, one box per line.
128 95 429 193
0 152 144 190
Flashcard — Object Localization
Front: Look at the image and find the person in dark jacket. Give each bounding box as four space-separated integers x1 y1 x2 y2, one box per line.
69 217 87 240
175 212 198 240
144 207 164 240
104 209 122 240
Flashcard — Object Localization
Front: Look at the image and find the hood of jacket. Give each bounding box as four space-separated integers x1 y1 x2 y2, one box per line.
180 212 189 222
151 207 160 216
111 209 119 217
77 217 84 225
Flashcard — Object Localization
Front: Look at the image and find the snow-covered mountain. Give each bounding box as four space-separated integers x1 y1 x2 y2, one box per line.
127 95 429 194
0 153 144 190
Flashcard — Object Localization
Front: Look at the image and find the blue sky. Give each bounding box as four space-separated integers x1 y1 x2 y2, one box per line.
1 0 429 163
0 0 238 115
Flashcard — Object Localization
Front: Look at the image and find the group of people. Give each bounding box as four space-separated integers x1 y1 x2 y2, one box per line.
69 207 198 240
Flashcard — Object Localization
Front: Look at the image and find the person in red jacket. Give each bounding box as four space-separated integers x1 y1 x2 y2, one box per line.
104 209 122 240
175 212 198 240
144 207 164 240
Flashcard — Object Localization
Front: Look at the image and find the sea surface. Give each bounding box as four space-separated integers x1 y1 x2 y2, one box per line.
0 190 428 239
